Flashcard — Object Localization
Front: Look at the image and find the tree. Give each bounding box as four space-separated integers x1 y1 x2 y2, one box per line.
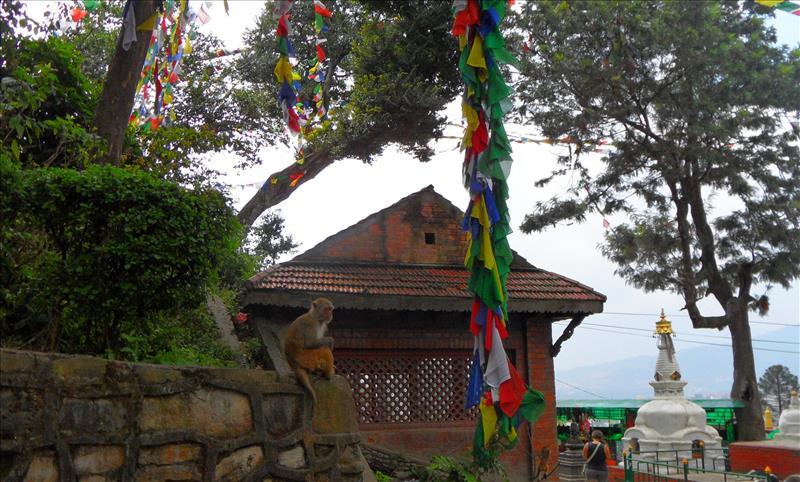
233 0 462 228
512 0 800 440
0 2 297 363
759 365 798 415
0 161 239 356
246 212 299 271
78 0 460 228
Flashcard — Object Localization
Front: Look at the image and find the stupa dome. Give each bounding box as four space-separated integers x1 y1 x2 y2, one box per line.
776 390 800 442
623 310 723 462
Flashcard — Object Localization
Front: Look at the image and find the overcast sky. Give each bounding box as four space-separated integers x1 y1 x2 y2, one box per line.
24 1 799 391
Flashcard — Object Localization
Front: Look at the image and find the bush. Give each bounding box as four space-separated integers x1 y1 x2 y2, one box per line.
1 162 240 358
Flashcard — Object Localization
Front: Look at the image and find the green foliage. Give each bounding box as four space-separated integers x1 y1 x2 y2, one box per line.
513 0 800 296
0 37 104 168
513 0 799 439
1 163 239 358
759 364 798 414
0 0 301 368
240 0 461 163
374 471 392 482
419 455 507 482
246 211 299 270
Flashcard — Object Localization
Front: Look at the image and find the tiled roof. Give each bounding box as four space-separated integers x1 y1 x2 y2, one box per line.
243 186 605 314
245 262 605 314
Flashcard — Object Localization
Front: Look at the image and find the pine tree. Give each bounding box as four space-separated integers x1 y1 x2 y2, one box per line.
512 0 800 440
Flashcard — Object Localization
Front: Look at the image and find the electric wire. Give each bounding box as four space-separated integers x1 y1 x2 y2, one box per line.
559 320 800 345
594 311 798 327
554 323 800 355
555 378 608 399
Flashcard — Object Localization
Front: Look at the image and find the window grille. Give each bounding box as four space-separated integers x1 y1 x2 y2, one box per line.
335 350 478 424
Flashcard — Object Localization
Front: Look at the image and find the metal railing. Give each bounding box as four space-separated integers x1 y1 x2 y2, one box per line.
622 450 770 482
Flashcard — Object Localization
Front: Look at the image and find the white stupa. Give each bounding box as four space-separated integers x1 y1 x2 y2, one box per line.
623 310 723 463
775 390 800 444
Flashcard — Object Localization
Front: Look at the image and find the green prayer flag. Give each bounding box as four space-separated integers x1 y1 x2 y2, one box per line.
518 388 547 423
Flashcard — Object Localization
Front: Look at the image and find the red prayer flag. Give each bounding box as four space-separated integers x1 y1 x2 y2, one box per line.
276 15 290 37
469 299 481 336
498 362 527 417
70 7 87 22
316 44 327 62
472 113 489 154
314 2 333 17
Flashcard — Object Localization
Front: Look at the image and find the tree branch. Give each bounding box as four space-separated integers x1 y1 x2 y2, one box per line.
236 148 333 229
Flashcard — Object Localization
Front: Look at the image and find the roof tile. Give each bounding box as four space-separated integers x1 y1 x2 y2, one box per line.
248 263 606 303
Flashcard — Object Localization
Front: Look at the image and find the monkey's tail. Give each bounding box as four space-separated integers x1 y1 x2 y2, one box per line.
294 367 317 407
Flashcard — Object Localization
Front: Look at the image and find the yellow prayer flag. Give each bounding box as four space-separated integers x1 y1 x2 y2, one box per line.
274 57 294 83
755 0 784 6
479 400 498 447
183 35 192 55
464 234 473 267
137 12 157 31
462 102 478 148
467 36 487 70
473 197 496 271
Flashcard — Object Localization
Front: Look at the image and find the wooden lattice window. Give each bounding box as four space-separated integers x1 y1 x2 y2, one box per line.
335 350 478 425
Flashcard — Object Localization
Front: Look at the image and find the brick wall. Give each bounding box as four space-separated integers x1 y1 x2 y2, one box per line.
295 187 469 265
526 320 558 478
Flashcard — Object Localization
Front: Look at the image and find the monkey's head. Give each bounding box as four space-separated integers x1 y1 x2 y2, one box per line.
312 297 334 323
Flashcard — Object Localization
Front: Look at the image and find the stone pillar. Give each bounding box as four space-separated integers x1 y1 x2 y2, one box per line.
558 423 587 482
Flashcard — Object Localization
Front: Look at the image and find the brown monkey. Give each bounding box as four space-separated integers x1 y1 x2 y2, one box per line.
283 298 335 406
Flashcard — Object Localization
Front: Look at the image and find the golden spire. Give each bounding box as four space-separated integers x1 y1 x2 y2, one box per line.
655 308 673 335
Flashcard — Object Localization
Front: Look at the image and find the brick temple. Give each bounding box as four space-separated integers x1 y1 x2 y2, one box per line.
241 185 606 481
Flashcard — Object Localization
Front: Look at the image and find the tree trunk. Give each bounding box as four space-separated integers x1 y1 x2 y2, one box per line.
93 0 159 164
237 149 333 229
729 305 765 441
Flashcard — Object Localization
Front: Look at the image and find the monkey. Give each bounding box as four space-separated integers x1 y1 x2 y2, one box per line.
534 446 551 481
283 298 335 406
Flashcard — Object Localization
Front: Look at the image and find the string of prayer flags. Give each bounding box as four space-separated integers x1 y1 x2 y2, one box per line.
452 0 545 460
312 1 333 119
129 0 229 128
268 1 333 192
128 0 205 133
274 1 302 135
755 0 800 15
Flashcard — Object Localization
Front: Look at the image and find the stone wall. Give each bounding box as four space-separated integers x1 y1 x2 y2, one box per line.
0 349 364 481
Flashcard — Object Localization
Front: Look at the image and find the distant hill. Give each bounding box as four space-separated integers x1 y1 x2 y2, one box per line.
555 326 799 400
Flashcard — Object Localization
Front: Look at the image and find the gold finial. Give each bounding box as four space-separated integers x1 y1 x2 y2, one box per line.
655 309 673 335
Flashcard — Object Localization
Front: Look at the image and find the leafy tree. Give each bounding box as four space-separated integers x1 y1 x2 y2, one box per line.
0 1 299 363
1 162 239 356
0 36 104 168
73 0 460 228
235 0 461 228
759 364 798 415
512 0 800 440
246 212 299 271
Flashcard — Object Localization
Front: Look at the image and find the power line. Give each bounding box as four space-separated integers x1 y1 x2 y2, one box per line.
560 324 800 355
595 311 799 327
555 320 799 346
555 378 608 400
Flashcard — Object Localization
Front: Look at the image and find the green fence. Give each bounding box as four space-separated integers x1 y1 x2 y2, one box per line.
623 450 770 482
